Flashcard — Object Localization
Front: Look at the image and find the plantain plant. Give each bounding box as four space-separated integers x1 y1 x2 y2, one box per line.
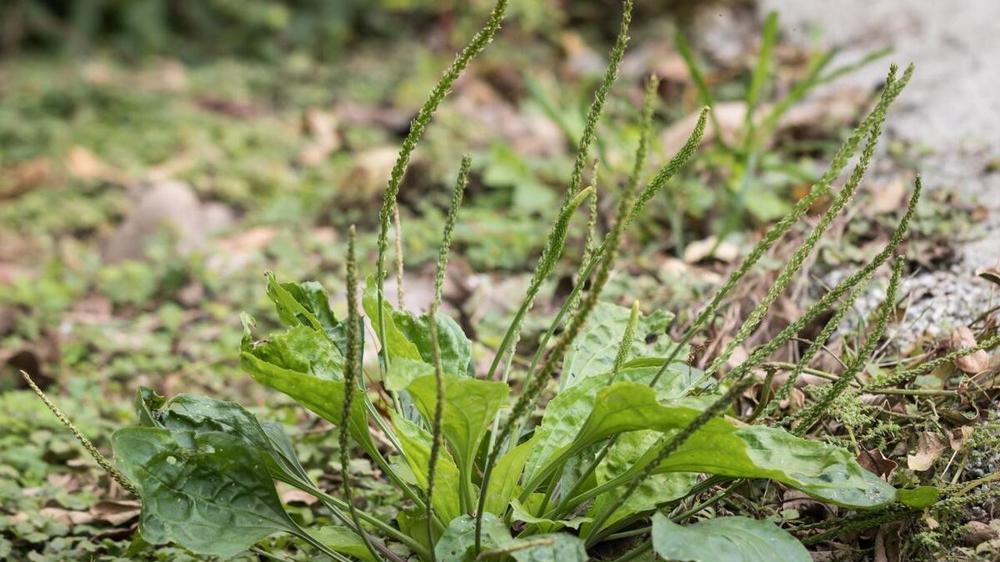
28 1 979 561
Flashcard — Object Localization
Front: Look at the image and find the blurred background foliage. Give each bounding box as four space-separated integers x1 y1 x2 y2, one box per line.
1 0 715 61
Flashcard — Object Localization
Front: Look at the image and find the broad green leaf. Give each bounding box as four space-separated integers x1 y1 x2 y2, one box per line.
897 486 940 508
435 513 511 562
586 430 697 532
559 383 895 510
483 436 537 515
135 387 165 427
385 357 435 392
267 276 350 357
265 272 323 332
393 416 465 524
112 428 295 559
397 507 434 555
313 526 377 562
394 310 473 377
247 324 345 381
362 278 423 361
407 374 509 479
240 351 377 456
280 280 339 331
524 360 705 482
434 514 586 562
561 301 679 390
136 390 311 486
651 513 810 562
510 497 591 533
506 533 587 562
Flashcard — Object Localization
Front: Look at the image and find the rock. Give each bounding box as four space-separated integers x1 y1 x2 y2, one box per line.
103 180 233 263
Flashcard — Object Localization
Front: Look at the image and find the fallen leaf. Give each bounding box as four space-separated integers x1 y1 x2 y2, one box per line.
40 507 95 526
907 432 947 471
949 426 974 451
280 489 318 506
874 522 903 562
950 327 990 374
683 236 739 264
867 179 907 215
67 146 113 181
858 448 898 480
1 157 51 199
89 500 141 526
297 108 341 166
961 521 998 547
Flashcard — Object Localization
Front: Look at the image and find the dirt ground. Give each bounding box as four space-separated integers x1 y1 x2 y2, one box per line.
763 0 1000 268
761 0 1000 344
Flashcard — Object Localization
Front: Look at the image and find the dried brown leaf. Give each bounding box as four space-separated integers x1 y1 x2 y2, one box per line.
906 432 947 471
950 327 990 374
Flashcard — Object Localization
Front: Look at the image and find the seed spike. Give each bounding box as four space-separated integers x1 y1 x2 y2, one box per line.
793 259 903 435
425 155 470 557
341 226 385 562
21 370 139 497
375 0 509 381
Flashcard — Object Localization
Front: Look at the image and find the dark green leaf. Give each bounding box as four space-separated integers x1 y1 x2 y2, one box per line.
112 428 295 559
510 497 591 533
395 310 473 377
651 513 810 562
135 387 166 427
362 277 423 361
506 534 587 562
435 513 586 562
274 278 350 354
147 392 312 486
586 430 697 531
385 357 435 392
266 272 324 332
247 324 346 381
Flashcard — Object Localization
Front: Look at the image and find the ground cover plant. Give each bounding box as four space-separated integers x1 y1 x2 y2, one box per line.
11 1 1000 561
